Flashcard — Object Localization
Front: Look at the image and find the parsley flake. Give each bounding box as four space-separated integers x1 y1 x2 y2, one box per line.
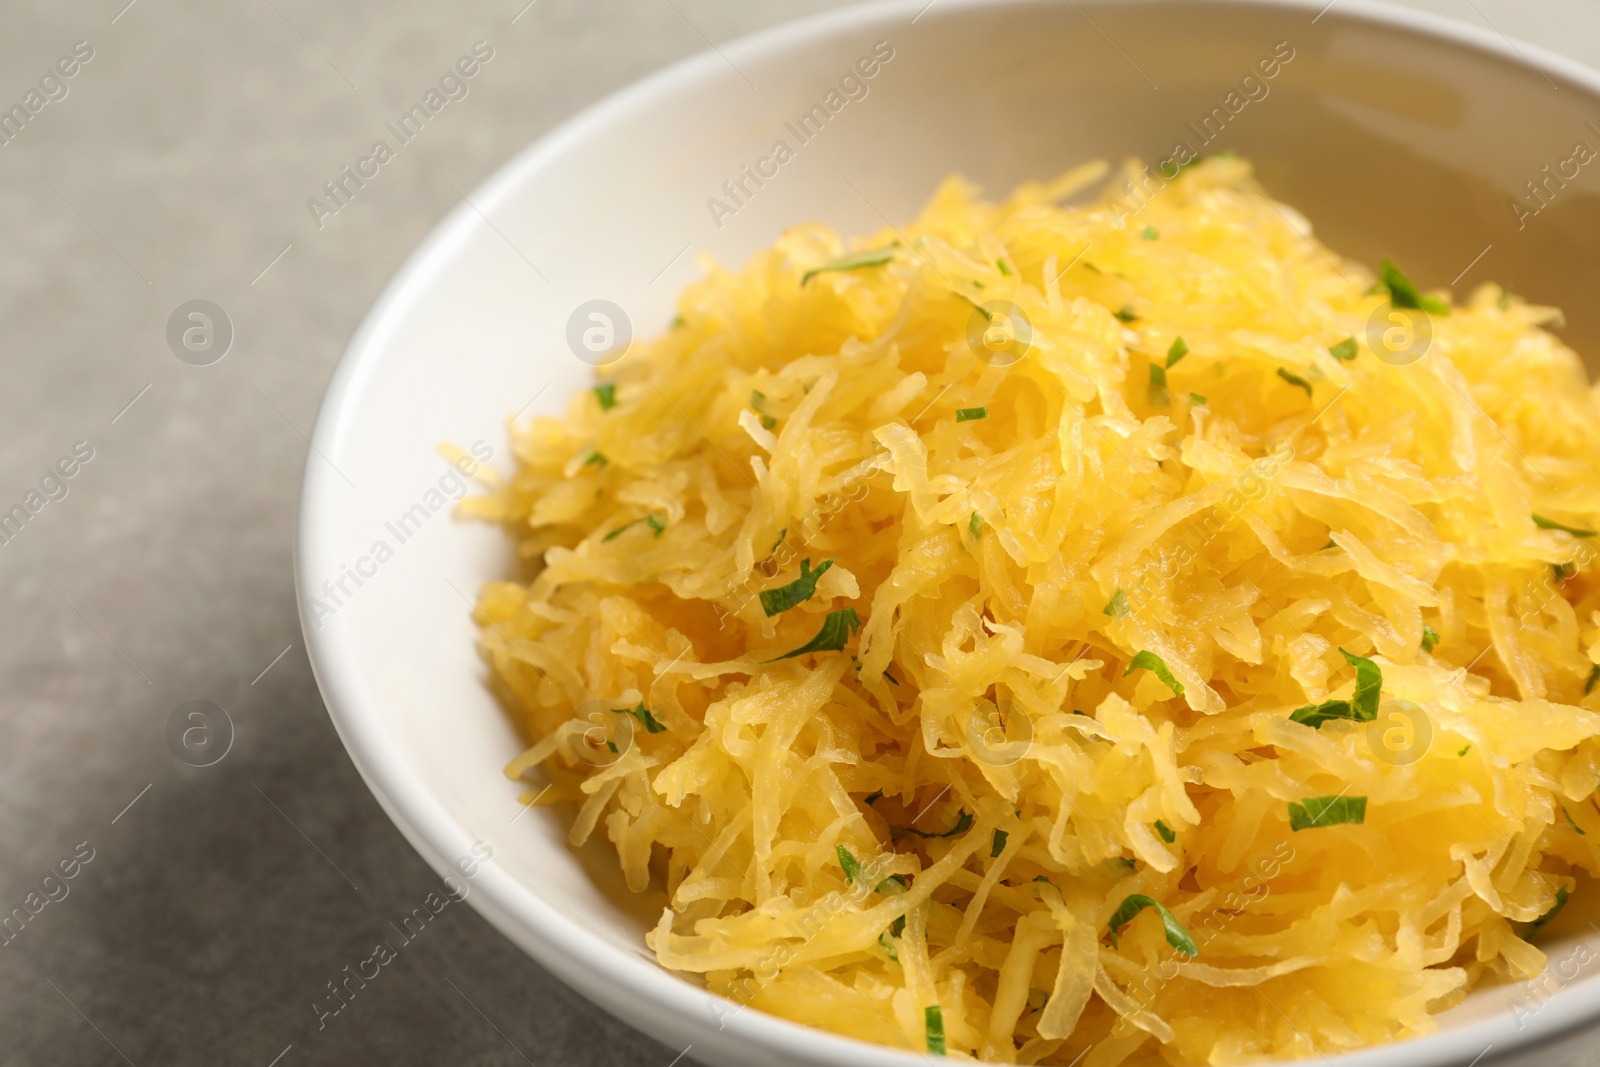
1531 885 1569 934
925 1006 946 1056
759 557 834 617
1149 364 1170 407
801 245 897 285
836 844 864 884
1340 647 1382 720
616 702 666 733
770 608 861 660
1533 513 1596 538
1381 258 1449 316
1125 650 1183 697
900 810 973 839
1107 894 1197 956
1289 699 1358 729
1277 368 1313 398
1289 795 1366 831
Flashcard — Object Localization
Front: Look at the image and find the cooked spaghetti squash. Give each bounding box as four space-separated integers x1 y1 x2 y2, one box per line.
465 155 1600 1064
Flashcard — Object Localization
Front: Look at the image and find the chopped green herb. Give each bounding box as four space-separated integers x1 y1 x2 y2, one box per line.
1499 286 1513 311
750 390 766 411
1533 513 1596 538
761 415 777 430
646 513 665 537
1277 368 1313 398
837 844 864 884
1103 589 1129 617
1141 226 1159 240
1033 875 1054 885
997 259 1012 276
1288 794 1367 831
770 608 862 660
1154 819 1176 844
889 914 907 937
769 528 787 554
602 519 640 542
1421 625 1440 653
1289 699 1357 729
616 702 666 733
801 245 897 285
1381 258 1449 316
1340 648 1382 721
1115 305 1138 323
1189 393 1206 407
878 874 908 895
593 383 618 410
1166 336 1189 367
605 740 618 753
901 810 974 839
1026 989 1049 1013
969 512 984 540
1106 894 1198 956
1566 807 1587 835
991 829 1008 857
582 448 608 467
925 1006 946 1056
1458 745 1470 757
956 406 988 422
1148 364 1170 407
878 930 899 959
1555 561 1578 583
1328 337 1358 362
1531 885 1569 934
957 291 993 320
671 314 685 328
1587 665 1600 695
759 557 835 617
1125 650 1184 697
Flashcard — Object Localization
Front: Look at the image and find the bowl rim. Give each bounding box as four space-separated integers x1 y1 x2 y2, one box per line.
297 0 1600 1063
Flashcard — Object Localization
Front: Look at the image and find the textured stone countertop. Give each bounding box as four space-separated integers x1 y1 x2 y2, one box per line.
1 1 1598 1064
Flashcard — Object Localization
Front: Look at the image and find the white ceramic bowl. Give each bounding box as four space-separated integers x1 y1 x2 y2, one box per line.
297 2 1600 1063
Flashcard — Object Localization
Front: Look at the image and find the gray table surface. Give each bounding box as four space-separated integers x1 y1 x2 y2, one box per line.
2 1 1599 1064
